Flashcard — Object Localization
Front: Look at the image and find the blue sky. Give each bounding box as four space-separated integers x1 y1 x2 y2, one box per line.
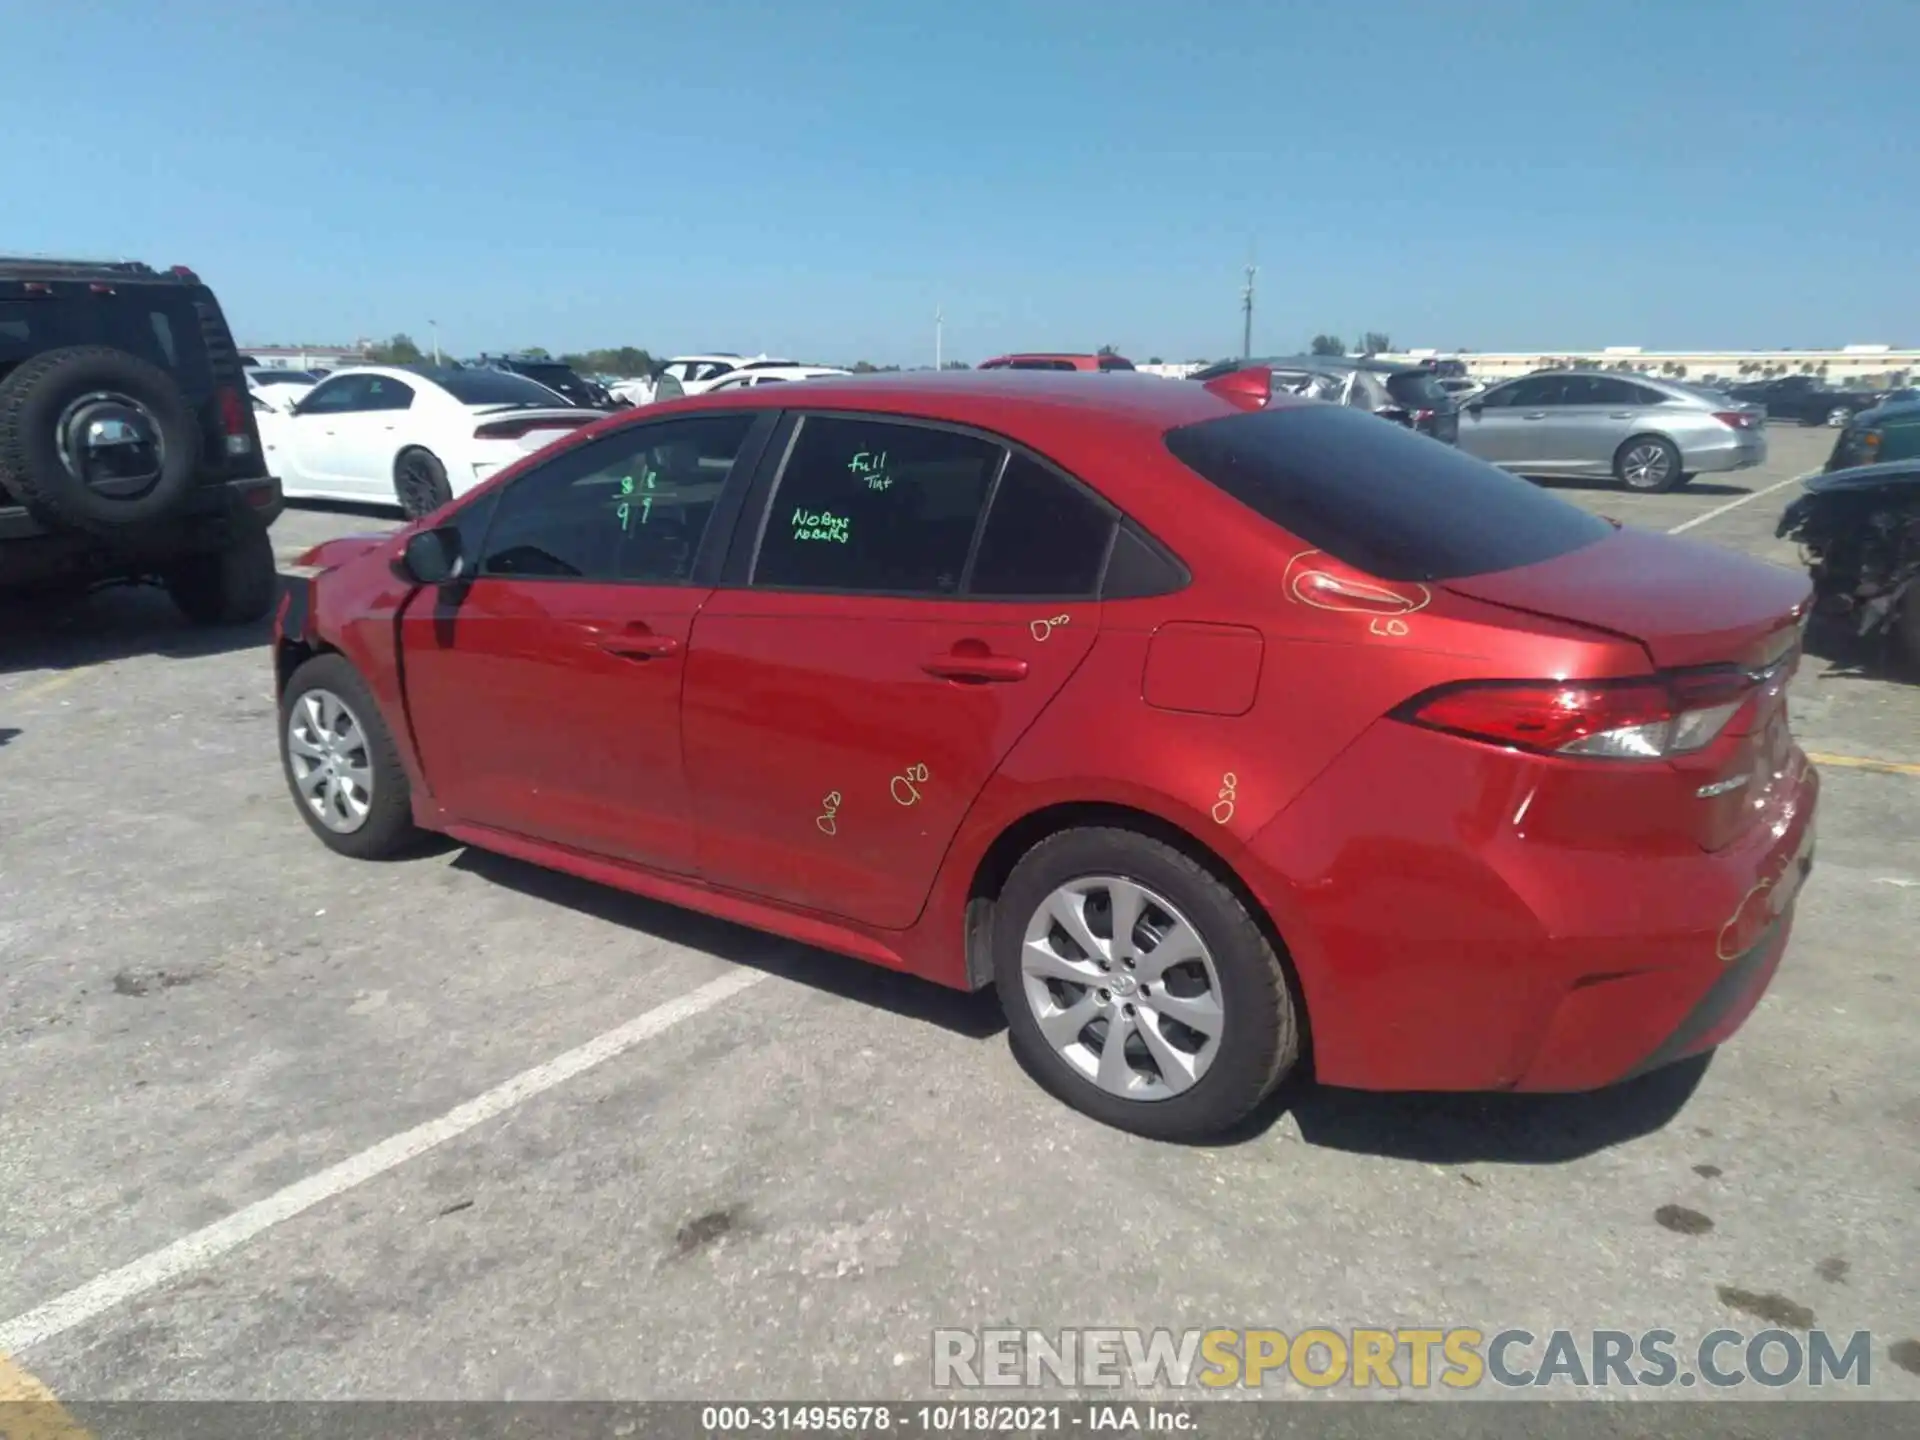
6 0 1915 365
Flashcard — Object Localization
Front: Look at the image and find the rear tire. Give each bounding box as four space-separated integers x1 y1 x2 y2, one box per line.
394 448 452 520
1615 435 1684 492
163 526 276 625
993 826 1300 1141
278 653 420 859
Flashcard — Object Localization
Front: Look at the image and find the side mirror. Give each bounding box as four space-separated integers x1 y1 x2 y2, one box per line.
1466 401 1484 415
397 526 466 586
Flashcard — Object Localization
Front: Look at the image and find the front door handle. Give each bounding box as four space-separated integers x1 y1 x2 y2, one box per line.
599 633 681 660
923 653 1029 683
1608 411 1632 419
1522 412 1548 420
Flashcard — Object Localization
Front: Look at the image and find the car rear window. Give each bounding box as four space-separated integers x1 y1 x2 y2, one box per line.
1384 371 1448 409
1164 404 1613 582
432 370 573 406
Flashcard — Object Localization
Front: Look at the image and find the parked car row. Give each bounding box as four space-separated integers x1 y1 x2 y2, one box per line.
1180 360 1767 492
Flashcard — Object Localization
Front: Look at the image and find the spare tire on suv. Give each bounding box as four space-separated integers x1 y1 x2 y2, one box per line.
0 345 203 534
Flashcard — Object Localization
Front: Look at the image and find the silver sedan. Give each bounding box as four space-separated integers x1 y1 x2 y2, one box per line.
1456 371 1767 492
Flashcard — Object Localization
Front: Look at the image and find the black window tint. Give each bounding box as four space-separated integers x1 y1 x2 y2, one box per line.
754 417 1002 594
1504 376 1567 406
1010 358 1076 371
431 369 572 406
1097 356 1135 371
1629 383 1670 405
299 375 373 412
1164 404 1612 582
969 454 1114 598
365 377 414 411
1565 376 1641 405
480 414 753 582
149 312 177 367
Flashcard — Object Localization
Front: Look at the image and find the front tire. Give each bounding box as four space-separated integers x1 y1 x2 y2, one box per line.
279 653 420 859
163 526 276 625
1615 435 1684 492
394 448 452 520
994 827 1300 1140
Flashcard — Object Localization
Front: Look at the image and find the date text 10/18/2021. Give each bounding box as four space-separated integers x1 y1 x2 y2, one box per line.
700 1404 1196 1432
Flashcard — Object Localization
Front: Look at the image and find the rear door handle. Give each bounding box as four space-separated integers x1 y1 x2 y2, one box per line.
1522 412 1548 420
599 633 681 660
923 654 1029 683
1608 411 1632 419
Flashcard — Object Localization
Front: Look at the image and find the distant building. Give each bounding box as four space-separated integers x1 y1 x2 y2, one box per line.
1385 345 1917 385
238 343 370 372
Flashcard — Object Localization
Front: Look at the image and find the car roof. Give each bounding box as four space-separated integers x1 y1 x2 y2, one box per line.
599 368 1259 440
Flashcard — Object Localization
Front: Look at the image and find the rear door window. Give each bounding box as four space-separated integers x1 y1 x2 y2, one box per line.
968 454 1115 598
1164 404 1613 581
752 416 1003 595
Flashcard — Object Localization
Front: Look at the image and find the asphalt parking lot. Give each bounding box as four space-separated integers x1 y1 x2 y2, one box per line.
1 424 1916 1407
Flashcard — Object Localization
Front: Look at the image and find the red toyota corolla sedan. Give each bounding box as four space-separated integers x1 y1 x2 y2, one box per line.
273 368 1819 1140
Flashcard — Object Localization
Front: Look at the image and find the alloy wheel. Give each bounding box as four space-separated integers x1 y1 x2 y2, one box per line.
1020 876 1225 1101
1620 442 1673 490
286 688 374 833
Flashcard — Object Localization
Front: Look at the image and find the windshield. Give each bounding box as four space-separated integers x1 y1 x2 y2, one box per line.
251 370 319 385
430 369 579 407
1165 404 1612 581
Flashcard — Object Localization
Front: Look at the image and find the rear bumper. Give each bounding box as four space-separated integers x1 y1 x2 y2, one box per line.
1242 722 1820 1093
1683 428 1768 475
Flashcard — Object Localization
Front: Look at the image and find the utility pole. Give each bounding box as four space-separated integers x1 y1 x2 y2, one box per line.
1240 263 1256 361
935 305 944 371
429 320 440 365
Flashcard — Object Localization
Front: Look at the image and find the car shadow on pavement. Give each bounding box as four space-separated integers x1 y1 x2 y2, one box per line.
1226 1053 1714 1162
451 847 1009 1041
1799 614 1916 685
0 585 271 676
0 726 19 747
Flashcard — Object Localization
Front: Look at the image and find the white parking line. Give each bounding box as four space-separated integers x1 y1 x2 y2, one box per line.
0 968 767 1356
1666 473 1806 535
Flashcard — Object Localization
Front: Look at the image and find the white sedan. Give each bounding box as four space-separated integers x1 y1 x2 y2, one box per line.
702 365 851 391
258 366 603 517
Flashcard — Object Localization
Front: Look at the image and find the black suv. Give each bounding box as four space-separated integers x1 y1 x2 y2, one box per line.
0 257 282 623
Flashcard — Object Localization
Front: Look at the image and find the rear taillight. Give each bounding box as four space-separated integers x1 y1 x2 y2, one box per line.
1397 667 1762 760
473 416 595 440
1713 410 1757 430
216 386 252 455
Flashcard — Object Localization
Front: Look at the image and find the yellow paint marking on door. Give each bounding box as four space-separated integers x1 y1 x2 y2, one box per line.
0 1354 93 1439
1805 751 1920 778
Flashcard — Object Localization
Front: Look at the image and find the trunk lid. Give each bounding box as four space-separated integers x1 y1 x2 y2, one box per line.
1442 524 1809 670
